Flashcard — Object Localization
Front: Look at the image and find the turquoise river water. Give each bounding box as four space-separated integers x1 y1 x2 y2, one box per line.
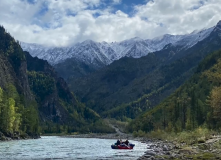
0 136 147 160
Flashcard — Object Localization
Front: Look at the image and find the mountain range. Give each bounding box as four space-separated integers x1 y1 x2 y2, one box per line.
19 20 221 120
21 25 215 79
67 20 221 119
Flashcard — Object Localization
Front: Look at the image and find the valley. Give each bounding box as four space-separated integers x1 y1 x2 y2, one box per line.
1 20 221 140
8 20 221 134
2 0 221 159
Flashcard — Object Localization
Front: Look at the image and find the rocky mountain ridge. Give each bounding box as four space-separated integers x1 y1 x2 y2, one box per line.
21 25 215 67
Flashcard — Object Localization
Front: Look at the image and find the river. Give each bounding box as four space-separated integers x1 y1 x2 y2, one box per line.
0 136 147 160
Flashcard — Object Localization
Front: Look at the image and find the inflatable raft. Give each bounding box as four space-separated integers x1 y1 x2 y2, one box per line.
111 143 135 149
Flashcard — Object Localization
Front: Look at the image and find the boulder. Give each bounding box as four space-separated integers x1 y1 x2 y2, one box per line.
145 151 156 156
0 136 6 141
163 145 169 151
144 155 152 158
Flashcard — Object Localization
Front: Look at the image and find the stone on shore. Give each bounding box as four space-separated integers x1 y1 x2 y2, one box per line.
145 151 156 156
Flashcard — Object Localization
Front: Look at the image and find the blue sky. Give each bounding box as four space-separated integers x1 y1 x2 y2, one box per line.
108 0 148 16
0 0 221 46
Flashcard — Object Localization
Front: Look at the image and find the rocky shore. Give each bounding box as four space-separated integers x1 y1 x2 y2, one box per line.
138 136 221 160
0 131 40 141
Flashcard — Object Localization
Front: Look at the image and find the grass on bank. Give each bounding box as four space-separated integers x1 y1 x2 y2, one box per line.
133 127 219 145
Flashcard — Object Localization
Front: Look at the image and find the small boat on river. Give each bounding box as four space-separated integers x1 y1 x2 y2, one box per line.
111 143 135 149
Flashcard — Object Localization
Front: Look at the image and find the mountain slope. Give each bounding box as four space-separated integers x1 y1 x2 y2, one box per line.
68 21 221 119
0 26 39 138
0 26 114 136
53 58 100 80
128 49 221 132
25 51 114 133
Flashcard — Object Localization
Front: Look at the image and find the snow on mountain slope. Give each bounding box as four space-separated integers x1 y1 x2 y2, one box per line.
147 34 183 51
173 26 215 49
21 25 215 66
115 37 152 58
21 42 72 64
98 41 119 62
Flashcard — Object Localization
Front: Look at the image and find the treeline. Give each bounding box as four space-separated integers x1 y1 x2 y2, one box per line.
41 119 115 134
128 49 221 133
0 85 39 136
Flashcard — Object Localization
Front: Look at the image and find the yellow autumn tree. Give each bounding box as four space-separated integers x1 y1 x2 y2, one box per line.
8 98 16 132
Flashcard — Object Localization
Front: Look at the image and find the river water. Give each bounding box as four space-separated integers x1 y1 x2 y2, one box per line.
0 136 147 160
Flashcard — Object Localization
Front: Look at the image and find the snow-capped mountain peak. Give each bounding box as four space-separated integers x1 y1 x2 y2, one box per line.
213 20 221 33
21 23 217 66
217 20 221 27
81 39 95 45
173 26 215 49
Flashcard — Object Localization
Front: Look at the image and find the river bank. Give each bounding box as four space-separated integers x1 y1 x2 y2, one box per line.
0 131 40 141
63 132 221 160
138 136 221 160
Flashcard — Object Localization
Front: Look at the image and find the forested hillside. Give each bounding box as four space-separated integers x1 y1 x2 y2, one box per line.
68 21 221 120
0 26 114 139
0 26 39 138
128 49 221 133
54 58 101 80
25 52 114 133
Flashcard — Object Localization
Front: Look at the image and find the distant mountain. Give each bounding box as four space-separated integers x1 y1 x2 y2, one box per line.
67 20 221 119
19 20 221 122
21 27 214 79
21 26 214 79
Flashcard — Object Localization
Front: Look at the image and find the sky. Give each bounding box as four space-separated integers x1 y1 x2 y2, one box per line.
0 0 221 47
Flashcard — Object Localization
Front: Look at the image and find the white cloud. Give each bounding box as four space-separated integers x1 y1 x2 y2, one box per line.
135 0 221 34
0 0 221 47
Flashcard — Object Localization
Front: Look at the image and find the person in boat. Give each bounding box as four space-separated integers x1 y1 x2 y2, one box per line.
116 139 121 145
125 139 129 146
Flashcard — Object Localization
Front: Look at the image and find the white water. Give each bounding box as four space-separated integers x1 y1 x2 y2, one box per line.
0 136 147 160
